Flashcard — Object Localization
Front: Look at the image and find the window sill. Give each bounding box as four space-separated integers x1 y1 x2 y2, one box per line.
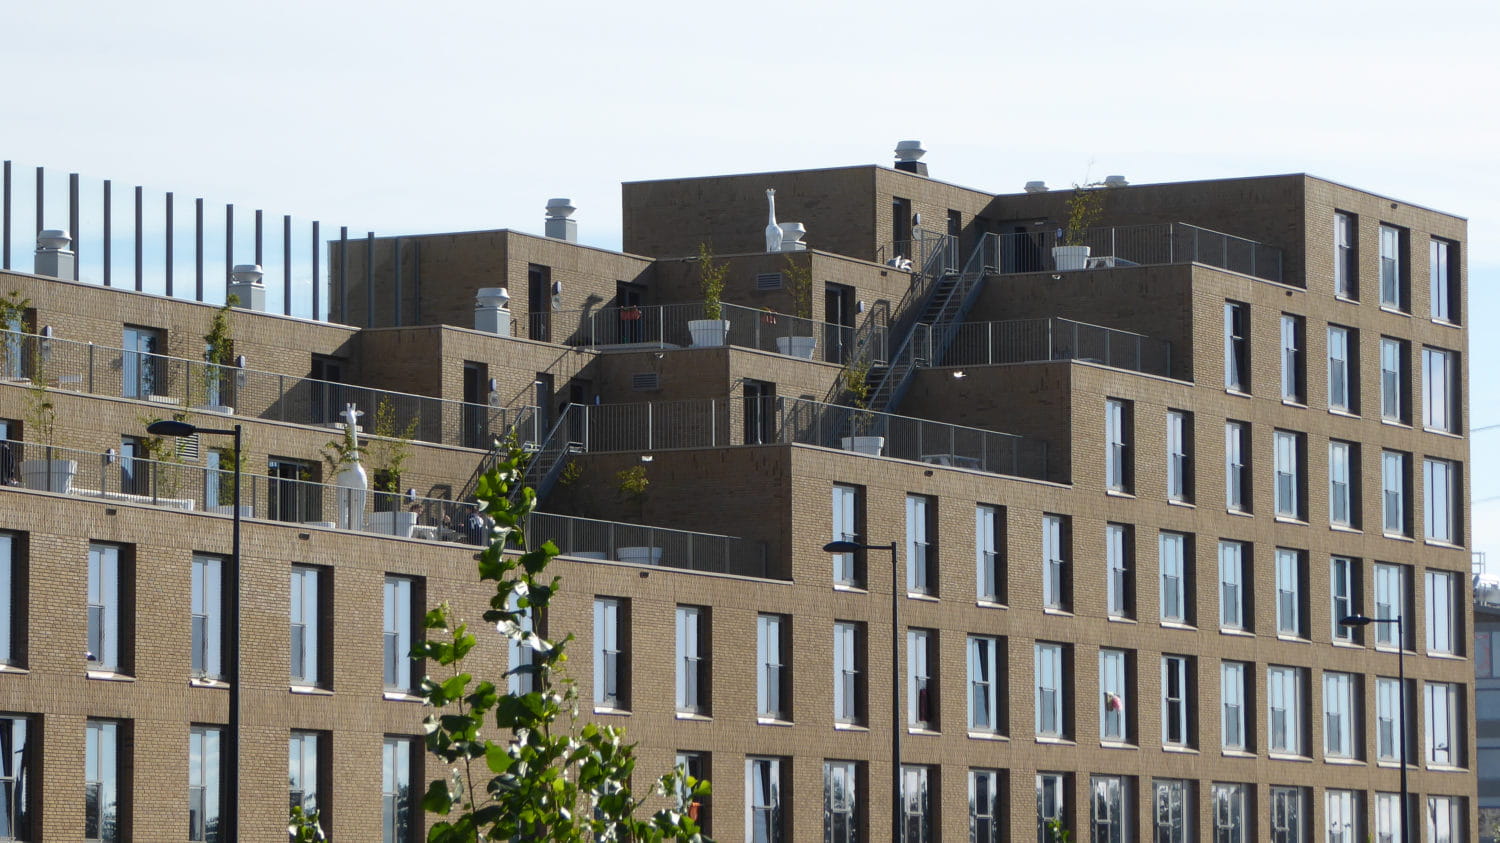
834 722 869 732
975 600 1008 610
1166 499 1195 509
1382 532 1415 543
0 664 29 676
290 684 333 696
1430 317 1461 329
1378 305 1412 318
1226 508 1254 518
907 726 940 736
832 583 868 594
1328 408 1360 419
190 677 230 689
1220 627 1254 637
1426 651 1466 661
756 717 794 727
1159 621 1197 632
1281 399 1307 409
1324 756 1365 767
593 706 631 717
905 592 939 603
968 731 1008 742
1334 295 1360 305
1267 752 1313 763
1275 634 1310 644
1329 523 1362 535
1331 639 1364 650
1105 489 1136 500
1376 760 1416 770
1224 389 1252 399
86 670 135 682
1162 745 1199 755
1100 740 1137 751
1374 646 1416 657
1107 616 1137 625
1221 749 1255 759
1423 427 1463 439
1424 538 1464 550
1425 764 1468 773
675 711 712 722
384 691 423 703
1274 515 1308 526
1042 607 1075 618
1035 736 1076 747
1380 418 1412 430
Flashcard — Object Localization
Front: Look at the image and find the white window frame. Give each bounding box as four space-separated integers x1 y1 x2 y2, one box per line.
1327 325 1351 412
290 565 320 686
1162 655 1190 747
1275 548 1302 638
833 622 860 725
1325 789 1357 843
1424 458 1456 544
87 543 122 672
1035 642 1063 738
1159 532 1186 624
1425 681 1460 767
674 605 705 714
593 597 625 709
969 769 1001 843
1218 541 1245 631
907 629 933 730
1211 782 1247 843
1153 779 1189 843
1091 775 1126 843
905 494 933 595
1382 451 1407 536
383 575 415 693
1268 665 1303 756
1373 563 1406 650
1328 441 1353 527
189 725 221 843
191 554 224 680
1274 430 1300 519
1323 671 1355 758
0 533 12 668
1376 676 1406 762
86 719 120 842
1425 570 1456 654
1331 557 1355 641
1426 795 1462 843
1166 410 1189 501
1270 785 1305 843
1225 421 1247 512
824 760 857 843
1037 773 1065 836
1042 514 1065 610
1225 301 1249 392
288 730 320 816
1334 212 1355 299
1099 648 1127 743
832 485 859 586
1429 237 1454 322
1220 662 1246 751
1280 314 1304 402
975 505 1000 603
1105 398 1129 492
967 636 998 734
1106 523 1129 619
745 757 782 843
1422 347 1456 432
1374 792 1403 843
900 765 933 843
381 736 412 843
1380 224 1404 309
756 614 786 720
1380 338 1404 422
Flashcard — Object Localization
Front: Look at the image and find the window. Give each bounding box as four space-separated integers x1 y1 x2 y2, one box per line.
1423 347 1458 432
899 765 932 843
1273 430 1302 519
1225 421 1249 512
1426 570 1457 654
1427 795 1463 843
1330 557 1358 641
1280 314 1304 402
188 726 222 843
1162 655 1192 747
968 636 1000 734
1328 441 1356 527
1218 541 1247 631
1099 648 1129 743
1325 789 1358 843
745 757 783 843
675 605 708 714
833 622 863 725
1334 212 1356 299
1373 563 1408 649
87 543 127 673
122 324 163 399
969 769 1002 843
1036 773 1066 842
831 485 863 587
1105 523 1132 619
1323 672 1356 758
905 494 936 596
1380 338 1408 423
907 629 936 730
1158 532 1188 625
1327 325 1355 413
975 505 1003 603
1166 410 1191 502
756 614 788 721
1270 786 1306 843
1382 451 1409 535
1379 224 1406 310
1153 779 1190 843
1105 398 1132 492
505 590 537 696
1034 643 1065 738
1425 682 1461 767
1224 301 1249 392
384 576 417 694
268 457 318 523
1275 548 1304 638
593 598 628 709
676 752 710 833
119 435 150 497
823 761 857 843
1221 662 1247 751
1042 514 1068 611
289 566 324 687
1430 237 1457 322
0 716 31 839
382 737 414 843
1424 458 1458 544
1211 783 1248 843
1268 666 1304 755
289 731 322 822
85 719 122 842
1375 793 1404 843
1376 677 1411 762
0 533 17 669
1091 775 1127 843
190 555 225 681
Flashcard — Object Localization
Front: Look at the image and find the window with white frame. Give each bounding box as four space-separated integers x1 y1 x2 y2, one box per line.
0 533 16 669
1225 421 1249 512
1218 540 1246 631
1382 451 1409 535
1035 643 1064 738
1166 410 1191 502
1328 440 1355 527
1211 782 1248 843
1422 347 1457 432
86 719 121 842
1426 570 1457 654
382 736 413 843
505 590 537 696
969 769 1002 843
1221 661 1247 751
1334 212 1356 299
1331 557 1357 641
1379 224 1406 310
383 575 417 694
1426 795 1463 843
907 629 935 730
1274 430 1302 519
1099 648 1128 743
745 757 783 843
975 505 1002 604
1275 548 1304 638
1106 523 1131 619
1430 237 1457 322
1105 398 1132 492
1424 458 1457 544
756 614 787 721
824 760 857 843
289 565 322 686
905 494 936 596
288 730 321 820
1380 337 1407 423
188 725 221 843
1373 563 1407 649
1162 655 1191 747
1268 666 1304 756
967 636 999 734
87 543 124 673
1376 677 1408 762
1325 789 1357 843
1091 775 1127 843
1159 532 1187 624
0 715 30 838
593 597 628 709
1425 682 1461 767
899 765 932 843
1323 671 1356 758
831 485 862 587
1280 314 1305 402
833 622 862 725
674 752 708 828
1042 514 1068 611
1374 792 1403 843
675 605 708 714
1327 325 1354 412
1225 301 1250 392
1153 779 1189 843
190 554 224 681
1270 786 1306 843
1036 773 1065 840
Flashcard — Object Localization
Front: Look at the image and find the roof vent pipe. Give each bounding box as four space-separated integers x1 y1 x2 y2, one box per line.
1023 181 1049 194
34 229 75 280
545 198 577 242
229 264 266 310
475 287 512 337
894 140 928 176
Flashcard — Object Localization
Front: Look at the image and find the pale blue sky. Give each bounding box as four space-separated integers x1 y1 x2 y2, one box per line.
4 0 1498 557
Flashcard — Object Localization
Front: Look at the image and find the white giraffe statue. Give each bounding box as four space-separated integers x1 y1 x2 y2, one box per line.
334 402 369 530
765 188 783 253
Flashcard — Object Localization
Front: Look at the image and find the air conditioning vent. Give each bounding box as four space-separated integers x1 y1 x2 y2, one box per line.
175 434 200 462
755 272 784 290
631 372 660 391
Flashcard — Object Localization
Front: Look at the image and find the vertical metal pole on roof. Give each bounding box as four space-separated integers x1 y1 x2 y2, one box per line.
165 193 174 297
103 180 112 287
393 238 402 327
34 167 42 243
2 160 10 269
311 221 321 321
283 215 292 316
68 174 79 280
195 199 205 301
365 232 375 327
225 204 234 292
134 186 143 291
338 227 348 323
254 209 263 268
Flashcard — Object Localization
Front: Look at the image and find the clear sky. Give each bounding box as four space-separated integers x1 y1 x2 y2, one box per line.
4 0 1498 559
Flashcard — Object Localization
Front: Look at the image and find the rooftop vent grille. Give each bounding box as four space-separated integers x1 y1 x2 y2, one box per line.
755 272 784 290
631 372 660 391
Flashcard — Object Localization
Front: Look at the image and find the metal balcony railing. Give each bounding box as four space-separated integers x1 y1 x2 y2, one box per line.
909 317 1173 378
529 512 770 579
978 223 1283 283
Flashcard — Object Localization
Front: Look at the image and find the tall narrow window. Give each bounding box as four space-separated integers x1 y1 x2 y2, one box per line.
1275 548 1304 638
1166 410 1191 502
968 636 1000 734
1225 421 1248 512
289 566 322 686
1220 662 1246 751
1382 451 1409 536
1153 779 1189 843
85 719 121 842
593 598 628 710
1042 514 1068 611
1280 314 1304 403
288 731 322 821
1270 786 1305 843
1425 682 1461 766
1376 677 1410 762
1379 224 1406 310
0 533 16 668
1426 570 1457 654
1224 302 1249 392
975 505 1002 603
1036 773 1066 839
756 614 788 721
1099 648 1128 743
1090 775 1126 843
905 495 935 596
1158 531 1187 624
188 726 222 843
1162 655 1191 747
190 555 224 681
1327 325 1354 412
745 757 783 843
899 765 932 843
1326 790 1357 843
1211 783 1248 843
1422 347 1457 432
1273 430 1302 519
1331 557 1357 641
1268 666 1304 755
1380 338 1408 423
969 769 1002 843
87 543 124 673
675 752 709 833
382 736 413 843
0 716 31 839
1373 564 1407 650
831 485 863 587
1034 643 1065 738
823 761 857 843
1429 237 1457 322
1323 672 1356 759
1328 441 1355 527
1375 793 1404 842
383 576 416 694
1427 795 1463 842
121 325 163 399
1218 540 1246 631
1105 523 1131 619
675 605 708 714
833 622 863 726
1105 398 1132 492
1334 212 1356 299
906 629 935 730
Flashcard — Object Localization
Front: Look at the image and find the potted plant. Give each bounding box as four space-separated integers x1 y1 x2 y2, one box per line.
838 359 884 456
197 295 238 414
367 398 419 537
19 338 77 493
774 254 818 359
613 464 660 564
620 305 643 321
687 243 731 347
0 290 30 382
1052 182 1104 271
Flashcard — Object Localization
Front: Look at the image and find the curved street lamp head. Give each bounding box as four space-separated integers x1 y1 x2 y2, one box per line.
146 419 199 437
823 540 865 553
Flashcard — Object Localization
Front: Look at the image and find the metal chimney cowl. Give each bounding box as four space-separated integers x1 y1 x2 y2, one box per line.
894 140 928 176
545 198 578 243
34 229 76 279
475 287 512 337
229 264 266 311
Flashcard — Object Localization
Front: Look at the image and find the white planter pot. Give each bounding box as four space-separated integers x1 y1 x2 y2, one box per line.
21 458 77 492
775 335 818 359
194 404 235 415
840 436 886 456
688 319 730 347
206 504 255 518
616 546 663 565
571 551 609 560
368 510 419 538
1052 245 1091 271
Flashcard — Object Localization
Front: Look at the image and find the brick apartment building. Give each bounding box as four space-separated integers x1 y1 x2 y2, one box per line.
0 149 1475 841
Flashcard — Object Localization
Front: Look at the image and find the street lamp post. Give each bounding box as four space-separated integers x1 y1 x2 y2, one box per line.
1340 613 1408 842
149 419 242 843
824 539 901 843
